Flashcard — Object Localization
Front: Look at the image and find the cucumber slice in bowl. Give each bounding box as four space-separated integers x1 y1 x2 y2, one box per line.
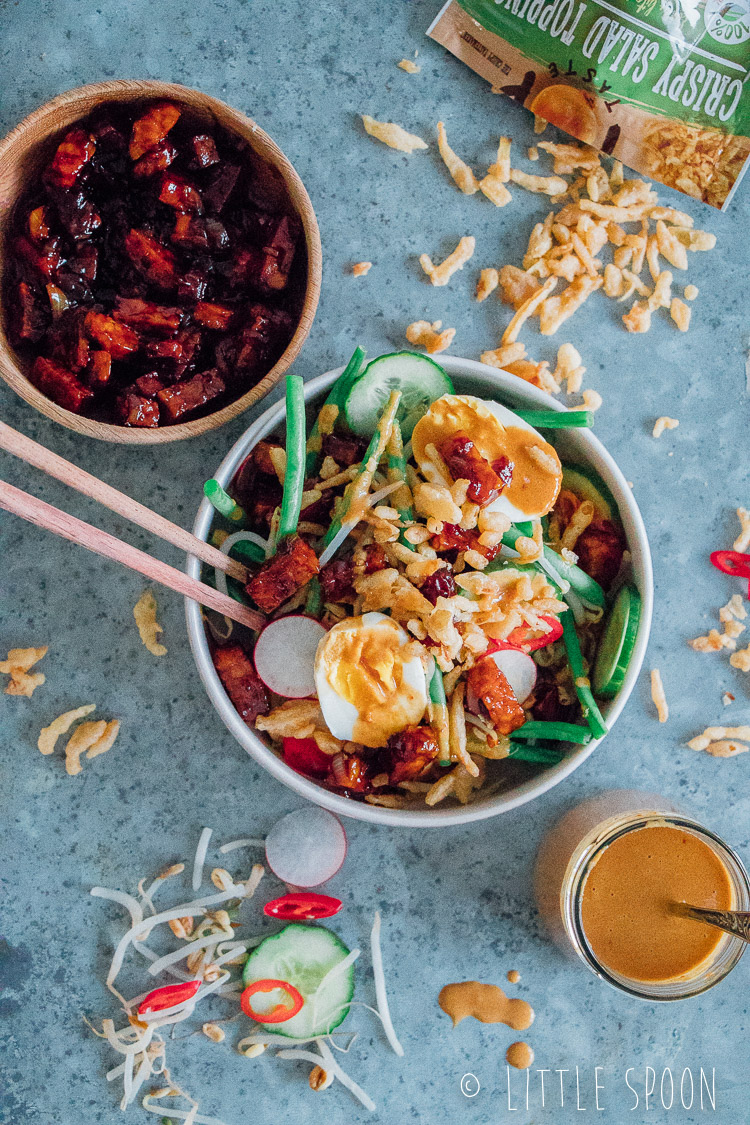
562 465 619 524
242 923 355 1038
343 351 454 440
592 583 641 699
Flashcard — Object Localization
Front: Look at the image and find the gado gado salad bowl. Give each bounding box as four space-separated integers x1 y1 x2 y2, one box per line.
186 352 652 826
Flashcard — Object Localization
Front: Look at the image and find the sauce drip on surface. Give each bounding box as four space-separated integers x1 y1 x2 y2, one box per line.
506 1041 534 1069
438 981 534 1030
581 825 733 983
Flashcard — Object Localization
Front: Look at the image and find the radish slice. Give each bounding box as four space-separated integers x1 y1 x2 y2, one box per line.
254 616 326 698
265 808 347 887
487 648 537 703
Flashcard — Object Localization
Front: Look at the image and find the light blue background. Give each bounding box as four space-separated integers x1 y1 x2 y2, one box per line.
1 2 748 1123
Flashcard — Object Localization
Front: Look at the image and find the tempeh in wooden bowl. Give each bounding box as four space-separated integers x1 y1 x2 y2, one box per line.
0 80 322 443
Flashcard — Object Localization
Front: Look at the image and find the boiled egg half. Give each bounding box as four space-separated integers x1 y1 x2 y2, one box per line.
314 612 428 748
411 394 562 522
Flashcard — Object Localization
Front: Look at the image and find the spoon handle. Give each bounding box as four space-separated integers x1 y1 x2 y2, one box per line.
682 905 750 944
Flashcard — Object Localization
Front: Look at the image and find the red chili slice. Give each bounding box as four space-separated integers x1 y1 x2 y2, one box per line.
488 615 563 653
263 892 343 921
240 978 304 1024
711 550 750 598
138 979 201 1015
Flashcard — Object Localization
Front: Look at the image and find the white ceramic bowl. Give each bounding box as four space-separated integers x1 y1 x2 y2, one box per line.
186 357 653 827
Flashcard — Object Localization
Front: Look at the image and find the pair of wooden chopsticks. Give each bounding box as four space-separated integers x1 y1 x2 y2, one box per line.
0 419 265 631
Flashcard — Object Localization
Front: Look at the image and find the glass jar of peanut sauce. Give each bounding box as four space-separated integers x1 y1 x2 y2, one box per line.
534 791 750 1000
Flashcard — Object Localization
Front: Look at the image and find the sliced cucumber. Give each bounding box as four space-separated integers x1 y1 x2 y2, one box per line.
343 351 454 440
561 465 619 524
592 583 641 699
242 923 354 1038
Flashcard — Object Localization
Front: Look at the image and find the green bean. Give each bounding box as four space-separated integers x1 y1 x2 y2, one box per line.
201 568 252 607
228 538 266 566
319 391 401 556
428 660 450 763
387 419 414 550
497 525 607 738
511 721 593 744
514 410 593 429
278 375 306 540
500 527 605 608
561 610 608 740
305 345 367 476
305 577 323 617
204 479 245 523
507 742 565 765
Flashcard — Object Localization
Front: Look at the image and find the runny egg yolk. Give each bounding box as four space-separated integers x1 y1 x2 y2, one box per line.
314 613 427 748
411 394 562 519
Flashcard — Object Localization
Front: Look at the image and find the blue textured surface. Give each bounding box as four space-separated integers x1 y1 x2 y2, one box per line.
1 1 749 1123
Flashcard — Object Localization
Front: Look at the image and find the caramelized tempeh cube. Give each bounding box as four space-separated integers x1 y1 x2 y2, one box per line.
31 356 94 413
247 534 320 613
113 297 182 334
193 302 234 330
156 369 225 421
386 725 439 785
158 173 203 213
117 391 160 427
440 431 505 506
46 129 96 189
84 310 139 359
190 134 220 168
133 139 178 179
212 644 269 724
467 660 526 735
125 229 177 288
129 102 181 161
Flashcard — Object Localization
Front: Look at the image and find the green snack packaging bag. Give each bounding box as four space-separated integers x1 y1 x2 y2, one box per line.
428 0 750 208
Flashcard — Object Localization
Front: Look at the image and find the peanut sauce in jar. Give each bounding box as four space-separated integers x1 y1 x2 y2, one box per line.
534 792 750 1000
580 824 733 983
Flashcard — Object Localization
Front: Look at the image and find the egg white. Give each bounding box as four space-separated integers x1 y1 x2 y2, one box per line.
414 395 559 524
314 611 428 745
471 399 552 524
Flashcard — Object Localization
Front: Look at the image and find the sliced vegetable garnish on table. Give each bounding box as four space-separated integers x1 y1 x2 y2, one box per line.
240 975 306 1024
264 892 343 921
711 550 750 600
87 819 400 1117
201 351 641 807
264 808 347 887
242 924 355 1036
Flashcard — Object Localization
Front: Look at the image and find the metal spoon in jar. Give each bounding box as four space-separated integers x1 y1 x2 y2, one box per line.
671 902 750 944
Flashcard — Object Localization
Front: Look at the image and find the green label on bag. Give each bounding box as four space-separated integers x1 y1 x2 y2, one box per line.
456 0 748 133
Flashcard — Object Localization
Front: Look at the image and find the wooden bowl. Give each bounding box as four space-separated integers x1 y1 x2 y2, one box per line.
0 80 322 444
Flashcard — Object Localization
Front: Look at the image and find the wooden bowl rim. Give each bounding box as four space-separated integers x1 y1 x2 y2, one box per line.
0 79 322 444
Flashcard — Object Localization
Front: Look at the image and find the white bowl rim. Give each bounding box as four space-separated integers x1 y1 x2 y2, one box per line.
185 356 653 828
